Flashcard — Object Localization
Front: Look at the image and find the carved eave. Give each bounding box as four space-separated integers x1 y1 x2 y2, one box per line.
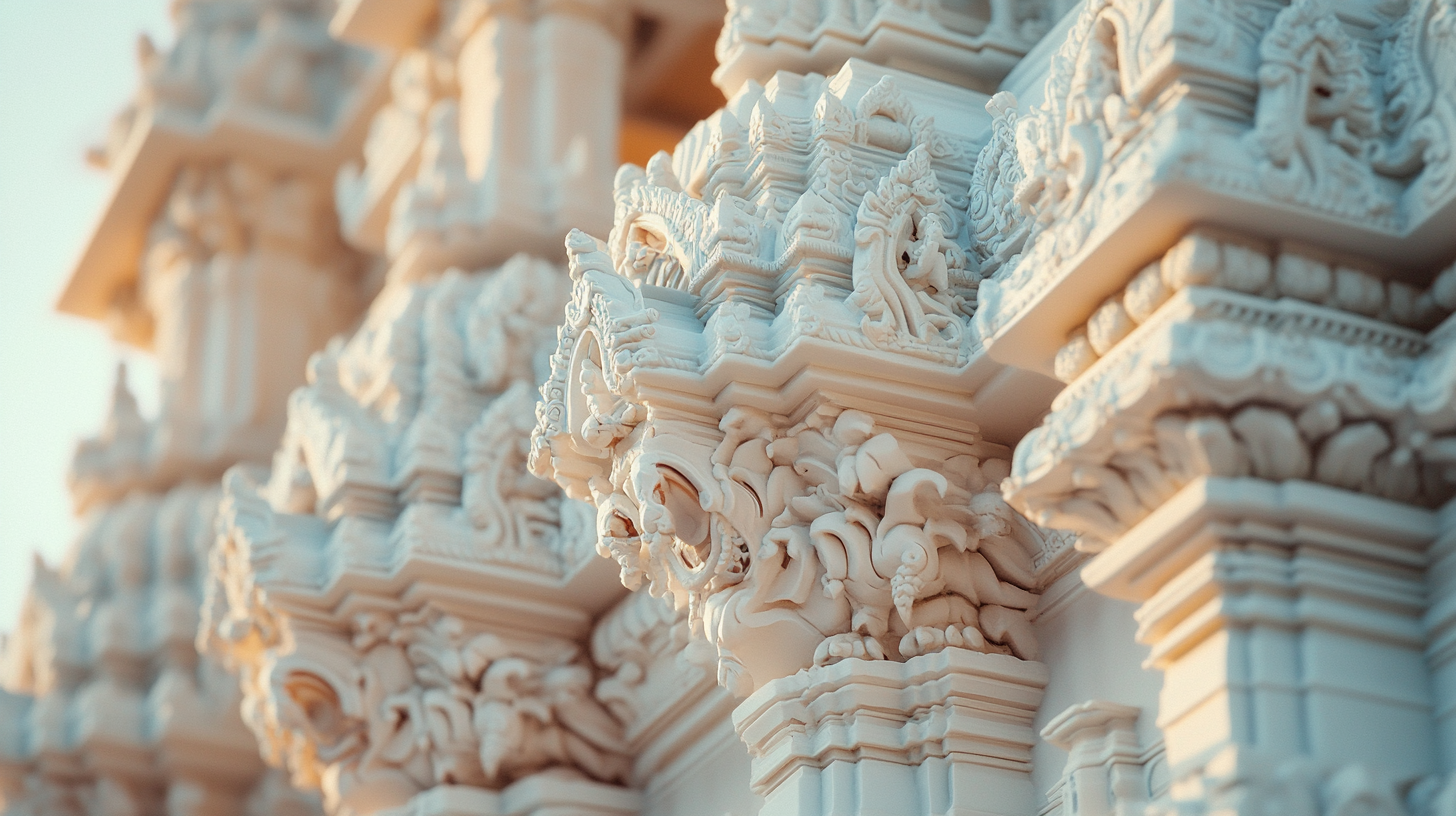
1000 215 1456 553
542 264 1060 485
208 467 637 807
57 36 390 345
1004 284 1456 544
532 61 1065 471
975 0 1456 378
712 0 1075 98
220 473 626 648
253 532 626 647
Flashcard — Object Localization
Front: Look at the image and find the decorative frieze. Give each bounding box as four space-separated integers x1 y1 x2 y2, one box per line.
955 1 1456 813
994 132 1456 816
712 0 1075 96
973 0 1456 374
12 0 1456 814
193 1 762 814
1008 241 1456 549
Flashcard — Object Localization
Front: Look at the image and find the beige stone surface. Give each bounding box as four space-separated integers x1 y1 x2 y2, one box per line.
7 0 1456 815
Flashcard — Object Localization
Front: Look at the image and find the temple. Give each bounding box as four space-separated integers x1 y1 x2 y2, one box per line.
3 0 1454 814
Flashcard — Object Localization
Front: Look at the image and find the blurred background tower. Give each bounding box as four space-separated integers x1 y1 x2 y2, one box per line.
0 0 386 812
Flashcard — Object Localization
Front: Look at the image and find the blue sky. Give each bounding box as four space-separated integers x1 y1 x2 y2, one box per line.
0 0 170 632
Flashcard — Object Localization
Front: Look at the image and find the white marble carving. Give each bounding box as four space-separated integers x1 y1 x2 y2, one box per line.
198 3 758 816
974 2 1456 813
200 255 642 816
11 0 1456 815
974 0 1456 371
530 62 1065 700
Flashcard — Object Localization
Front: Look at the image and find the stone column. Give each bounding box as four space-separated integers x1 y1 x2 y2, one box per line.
528 3 1072 803
1040 701 1150 816
735 651 1046 816
1431 508 1456 774
974 0 1456 811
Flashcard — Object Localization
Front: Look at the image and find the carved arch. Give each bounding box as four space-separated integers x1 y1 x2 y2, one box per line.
608 186 709 293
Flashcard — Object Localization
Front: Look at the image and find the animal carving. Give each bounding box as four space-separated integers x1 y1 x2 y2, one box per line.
579 403 1042 695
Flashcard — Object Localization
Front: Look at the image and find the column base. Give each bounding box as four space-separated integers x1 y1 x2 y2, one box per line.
734 649 1048 816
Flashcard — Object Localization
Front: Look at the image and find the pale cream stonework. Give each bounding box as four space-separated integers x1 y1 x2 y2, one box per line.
0 0 385 813
5 1 1456 816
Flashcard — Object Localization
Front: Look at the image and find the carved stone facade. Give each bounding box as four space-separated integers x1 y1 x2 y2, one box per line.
198 2 742 815
5 1 1455 816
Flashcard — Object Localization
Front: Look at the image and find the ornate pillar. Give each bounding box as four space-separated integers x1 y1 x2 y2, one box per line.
204 255 637 816
528 3 1074 806
0 0 385 814
976 0 1456 811
201 2 732 815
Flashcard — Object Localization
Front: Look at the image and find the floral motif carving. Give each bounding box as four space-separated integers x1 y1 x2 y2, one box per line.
202 255 625 815
1051 230 1456 384
969 0 1151 284
1006 289 1456 547
259 255 586 569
